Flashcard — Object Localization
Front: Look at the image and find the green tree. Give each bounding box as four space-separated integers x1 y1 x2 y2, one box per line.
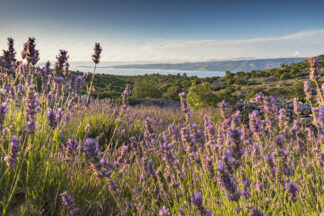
133 80 162 99
163 85 182 101
187 82 217 109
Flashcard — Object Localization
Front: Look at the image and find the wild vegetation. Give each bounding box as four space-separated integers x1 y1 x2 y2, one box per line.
77 55 324 109
0 37 323 216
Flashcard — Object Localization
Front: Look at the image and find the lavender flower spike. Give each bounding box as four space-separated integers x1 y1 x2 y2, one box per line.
308 57 320 81
47 108 57 129
60 191 78 215
191 191 211 216
304 81 312 100
179 92 191 123
285 181 298 202
21 37 40 65
159 206 170 216
4 136 22 167
25 84 39 133
92 43 102 64
0 101 9 128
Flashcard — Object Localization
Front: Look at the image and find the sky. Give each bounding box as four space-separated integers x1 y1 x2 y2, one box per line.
0 0 324 62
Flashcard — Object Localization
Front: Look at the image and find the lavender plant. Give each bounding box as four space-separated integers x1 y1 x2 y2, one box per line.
0 37 323 216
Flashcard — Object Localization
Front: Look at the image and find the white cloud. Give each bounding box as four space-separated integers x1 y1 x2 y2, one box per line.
141 29 324 61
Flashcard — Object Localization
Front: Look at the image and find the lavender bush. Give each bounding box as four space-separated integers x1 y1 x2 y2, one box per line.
0 38 323 216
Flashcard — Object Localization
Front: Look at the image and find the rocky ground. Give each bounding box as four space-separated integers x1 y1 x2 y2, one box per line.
234 98 314 128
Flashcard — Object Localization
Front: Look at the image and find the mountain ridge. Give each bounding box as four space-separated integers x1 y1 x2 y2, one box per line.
112 57 306 72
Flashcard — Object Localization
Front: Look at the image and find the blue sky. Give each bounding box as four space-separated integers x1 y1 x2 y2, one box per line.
0 0 324 62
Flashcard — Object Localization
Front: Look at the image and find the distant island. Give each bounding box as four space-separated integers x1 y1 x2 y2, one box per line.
112 57 305 72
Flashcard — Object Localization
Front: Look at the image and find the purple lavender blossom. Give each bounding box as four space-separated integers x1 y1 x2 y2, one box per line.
179 92 191 123
60 191 78 215
242 178 251 199
226 129 244 162
144 117 155 141
231 110 241 128
249 207 264 216
278 108 288 129
141 157 157 178
92 43 102 64
47 108 57 129
180 127 197 158
54 50 69 76
254 92 264 105
83 138 99 162
1 37 17 73
249 110 264 136
317 106 324 141
4 136 21 167
66 135 78 158
191 191 211 216
25 84 39 133
256 183 263 192
275 135 285 149
159 206 170 216
0 101 9 128
40 61 51 93
203 156 215 178
308 57 320 81
219 99 229 119
64 62 70 76
285 181 298 202
84 138 111 178
217 158 241 202
293 98 300 116
122 84 131 108
21 37 40 65
304 81 312 100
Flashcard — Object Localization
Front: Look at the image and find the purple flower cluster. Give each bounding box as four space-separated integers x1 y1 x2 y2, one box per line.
4 135 21 167
21 37 40 65
191 191 212 216
47 108 62 130
92 43 102 64
203 156 215 178
54 50 69 76
25 84 39 133
249 206 264 216
219 99 229 119
217 155 241 202
66 75 84 96
159 206 170 216
1 37 16 73
304 81 312 100
249 110 264 136
40 61 51 93
122 84 131 108
226 129 244 163
0 100 9 128
179 92 191 123
66 135 78 158
293 98 300 116
84 138 115 178
285 181 298 202
60 191 78 215
308 57 320 81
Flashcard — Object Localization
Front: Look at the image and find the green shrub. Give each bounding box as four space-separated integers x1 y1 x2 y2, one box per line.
133 80 162 99
187 82 218 109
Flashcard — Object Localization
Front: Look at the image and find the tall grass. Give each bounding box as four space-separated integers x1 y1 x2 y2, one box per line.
0 38 323 216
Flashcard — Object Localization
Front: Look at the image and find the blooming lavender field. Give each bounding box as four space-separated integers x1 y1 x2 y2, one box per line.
0 37 323 216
